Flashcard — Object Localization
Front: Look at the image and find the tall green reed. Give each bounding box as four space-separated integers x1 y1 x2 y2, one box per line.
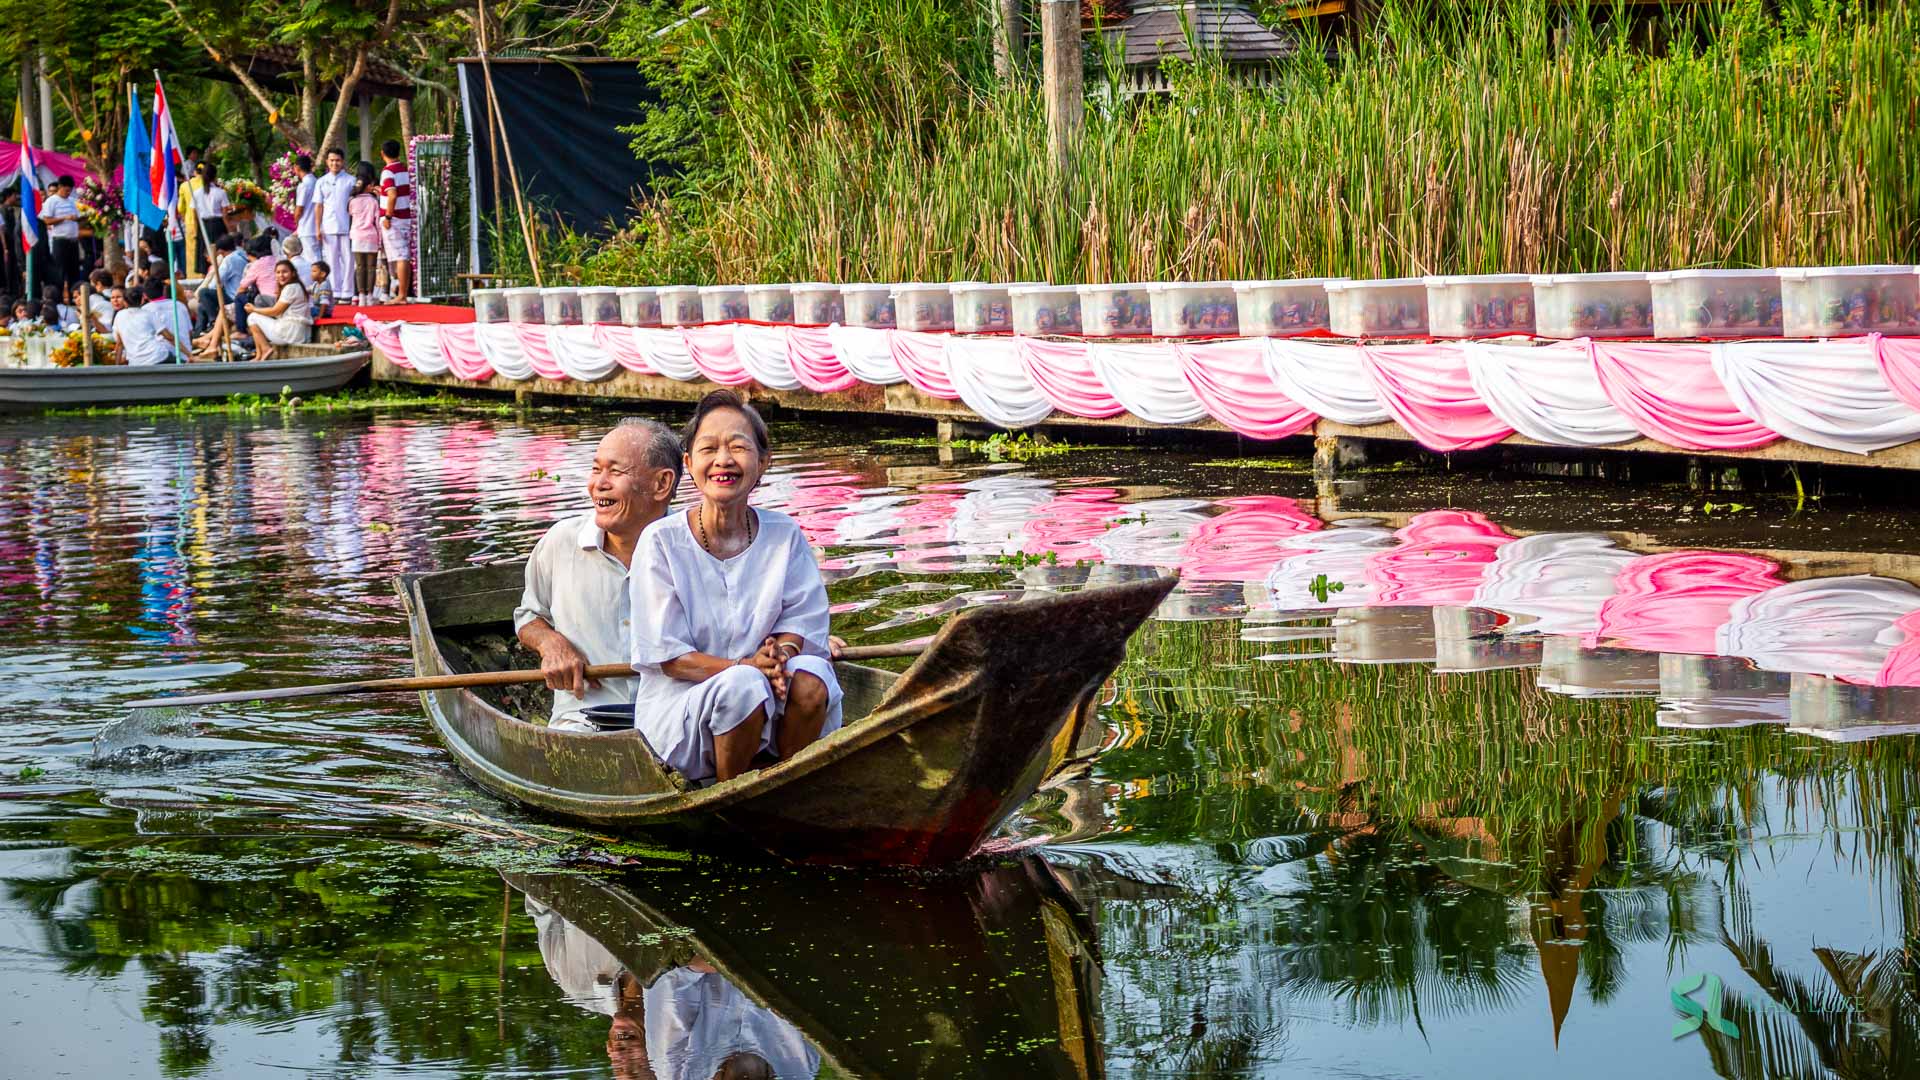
579 0 1918 285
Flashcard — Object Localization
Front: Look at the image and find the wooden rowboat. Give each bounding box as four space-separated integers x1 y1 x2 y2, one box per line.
0 349 370 409
395 563 1173 865
509 853 1104 1077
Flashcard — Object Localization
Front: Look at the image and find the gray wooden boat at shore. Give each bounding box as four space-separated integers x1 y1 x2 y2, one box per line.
0 350 370 408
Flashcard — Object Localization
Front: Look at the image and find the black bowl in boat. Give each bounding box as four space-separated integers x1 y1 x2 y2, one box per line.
581 704 636 732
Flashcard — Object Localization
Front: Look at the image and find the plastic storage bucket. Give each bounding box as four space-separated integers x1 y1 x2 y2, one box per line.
1326 278 1428 338
1778 265 1920 337
1008 285 1083 336
1233 279 1342 336
1649 270 1781 338
616 287 662 327
1149 282 1241 337
743 284 795 323
1423 275 1535 338
1529 273 1654 339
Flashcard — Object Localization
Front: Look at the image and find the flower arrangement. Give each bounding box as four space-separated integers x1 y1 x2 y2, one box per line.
74 178 126 232
224 177 272 219
266 146 311 231
48 330 120 367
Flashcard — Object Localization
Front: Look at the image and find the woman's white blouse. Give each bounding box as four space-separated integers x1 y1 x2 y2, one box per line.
629 507 830 675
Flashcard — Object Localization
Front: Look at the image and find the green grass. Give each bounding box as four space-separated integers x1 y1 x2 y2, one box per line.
569 0 1918 286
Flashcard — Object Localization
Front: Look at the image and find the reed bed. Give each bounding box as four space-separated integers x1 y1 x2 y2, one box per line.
578 0 1919 286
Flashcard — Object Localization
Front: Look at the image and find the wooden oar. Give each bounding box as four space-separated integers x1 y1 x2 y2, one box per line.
124 638 936 710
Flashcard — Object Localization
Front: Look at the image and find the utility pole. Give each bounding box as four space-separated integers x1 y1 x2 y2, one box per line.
1039 0 1083 174
993 0 1025 79
36 53 53 150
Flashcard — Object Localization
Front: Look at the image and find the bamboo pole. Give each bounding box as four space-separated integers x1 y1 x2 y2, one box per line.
1039 0 1083 175
77 282 93 365
993 0 1025 79
474 0 542 286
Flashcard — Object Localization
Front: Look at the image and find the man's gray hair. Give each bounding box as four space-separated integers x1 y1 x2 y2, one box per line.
615 416 684 492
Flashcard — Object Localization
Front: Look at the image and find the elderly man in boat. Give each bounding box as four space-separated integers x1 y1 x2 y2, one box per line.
629 389 844 784
515 417 683 730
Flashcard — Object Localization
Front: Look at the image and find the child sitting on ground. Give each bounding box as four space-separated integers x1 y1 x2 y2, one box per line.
309 261 335 319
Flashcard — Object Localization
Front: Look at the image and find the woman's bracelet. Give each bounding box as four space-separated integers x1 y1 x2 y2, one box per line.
774 642 800 659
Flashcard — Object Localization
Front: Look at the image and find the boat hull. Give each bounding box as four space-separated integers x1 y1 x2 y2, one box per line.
397 563 1171 864
0 350 370 407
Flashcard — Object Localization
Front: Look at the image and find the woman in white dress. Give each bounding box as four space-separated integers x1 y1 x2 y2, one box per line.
245 259 312 360
629 389 843 783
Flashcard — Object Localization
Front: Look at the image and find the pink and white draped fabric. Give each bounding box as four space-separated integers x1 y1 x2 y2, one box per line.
681 324 751 385
1871 334 1920 414
396 323 449 375
946 336 1052 428
1709 338 1920 454
1085 343 1209 425
591 325 658 376
733 324 801 390
437 325 494 381
548 324 618 382
1463 340 1638 446
1363 510 1515 605
827 326 905 386
785 327 858 393
629 328 701 381
1588 341 1779 450
356 316 407 365
1016 338 1125 419
478 323 534 381
1472 533 1638 638
1262 340 1391 426
511 323 566 380
1357 342 1514 452
889 330 960 399
1176 339 1316 440
1591 550 1787 656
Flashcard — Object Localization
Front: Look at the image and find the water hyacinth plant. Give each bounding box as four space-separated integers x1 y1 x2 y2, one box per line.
574 0 1919 286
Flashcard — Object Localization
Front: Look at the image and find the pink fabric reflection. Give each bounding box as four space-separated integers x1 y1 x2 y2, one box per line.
1364 509 1515 604
1179 495 1324 581
786 326 859 393
1875 609 1920 687
1592 550 1787 655
682 325 751 385
1016 338 1125 418
1177 339 1318 441
1358 343 1514 452
1023 488 1131 561
1589 341 1778 450
889 331 960 399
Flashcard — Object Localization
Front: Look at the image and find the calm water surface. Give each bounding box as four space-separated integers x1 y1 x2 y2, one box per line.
2 406 1916 1079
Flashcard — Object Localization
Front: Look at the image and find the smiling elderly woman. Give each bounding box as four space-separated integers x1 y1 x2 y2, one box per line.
627 390 843 784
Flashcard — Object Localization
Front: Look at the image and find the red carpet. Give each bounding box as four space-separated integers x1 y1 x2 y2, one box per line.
318 303 473 326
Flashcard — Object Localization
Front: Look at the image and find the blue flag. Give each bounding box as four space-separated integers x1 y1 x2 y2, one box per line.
122 86 164 230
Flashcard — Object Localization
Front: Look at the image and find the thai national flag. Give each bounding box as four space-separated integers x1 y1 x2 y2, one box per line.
148 75 182 230
16 135 40 255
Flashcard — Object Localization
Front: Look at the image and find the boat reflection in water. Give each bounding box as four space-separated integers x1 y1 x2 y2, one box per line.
511 854 1103 1079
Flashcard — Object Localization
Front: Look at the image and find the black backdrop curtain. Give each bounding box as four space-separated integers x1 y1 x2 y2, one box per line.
458 58 666 269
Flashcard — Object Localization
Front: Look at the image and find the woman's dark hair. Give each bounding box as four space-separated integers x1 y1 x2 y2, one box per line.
355 161 377 192
246 234 275 257
295 153 313 172
273 260 308 298
681 389 769 457
40 300 62 323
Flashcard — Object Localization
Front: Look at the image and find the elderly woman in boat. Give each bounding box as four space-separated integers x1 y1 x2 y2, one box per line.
629 389 842 784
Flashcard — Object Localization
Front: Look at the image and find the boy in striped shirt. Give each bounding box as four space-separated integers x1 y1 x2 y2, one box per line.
378 139 414 303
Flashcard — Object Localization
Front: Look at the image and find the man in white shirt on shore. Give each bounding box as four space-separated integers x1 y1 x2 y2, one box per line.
292 153 319 257
38 176 81 294
310 147 356 302
514 418 682 729
111 287 164 366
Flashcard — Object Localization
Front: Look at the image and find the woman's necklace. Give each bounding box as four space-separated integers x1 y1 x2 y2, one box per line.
695 505 755 557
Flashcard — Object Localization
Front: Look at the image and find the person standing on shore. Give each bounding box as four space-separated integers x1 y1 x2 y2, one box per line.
293 153 319 257
39 176 81 295
312 148 356 303
378 140 414 304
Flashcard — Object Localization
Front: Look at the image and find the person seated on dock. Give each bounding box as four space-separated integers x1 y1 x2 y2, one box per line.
515 418 683 731
628 389 844 784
